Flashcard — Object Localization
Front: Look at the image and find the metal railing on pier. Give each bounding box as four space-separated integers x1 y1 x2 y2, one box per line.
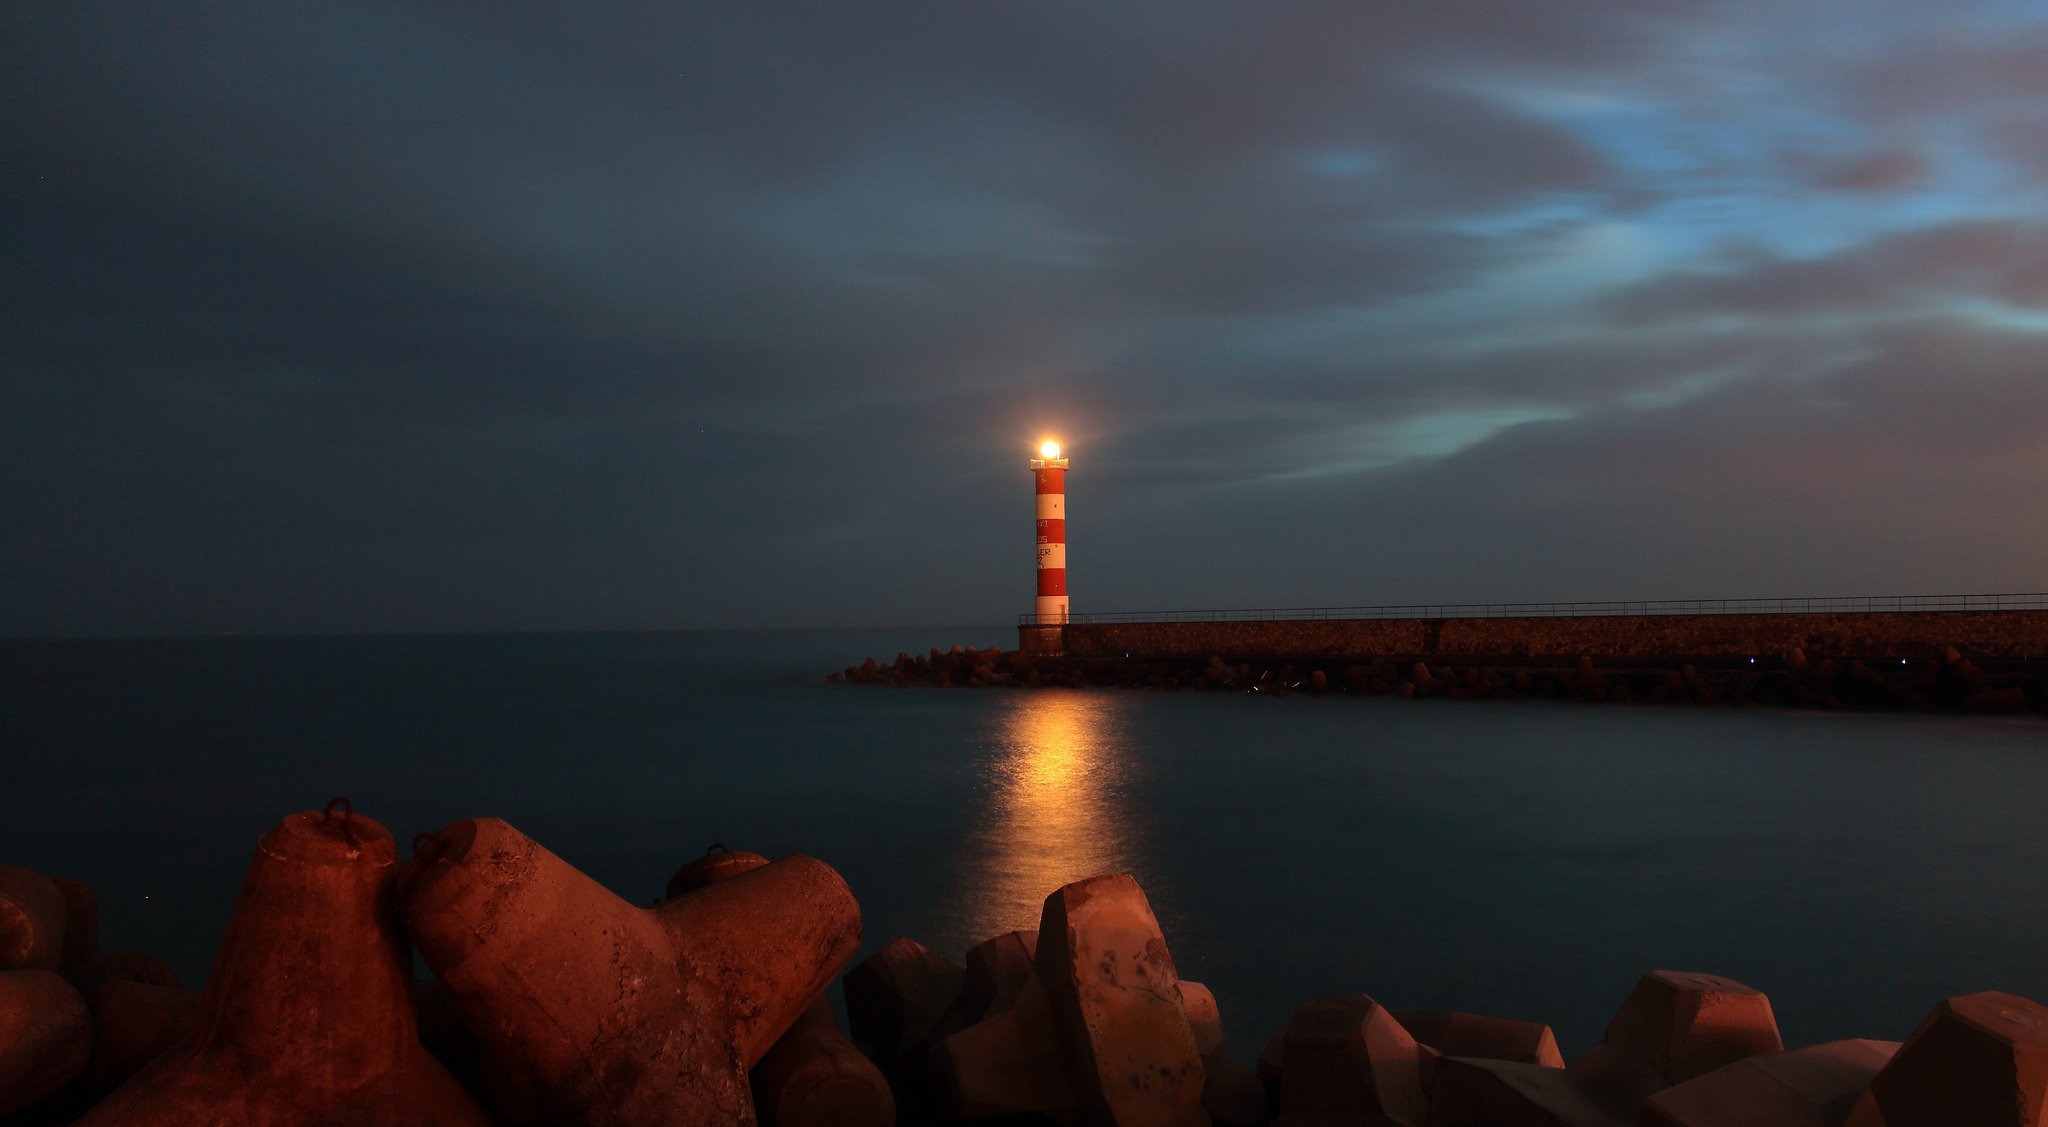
1018 592 2048 626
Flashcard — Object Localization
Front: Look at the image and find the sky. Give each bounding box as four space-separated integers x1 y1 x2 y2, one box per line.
6 2 2048 635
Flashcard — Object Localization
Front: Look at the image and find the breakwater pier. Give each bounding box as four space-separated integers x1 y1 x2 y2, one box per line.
838 594 2048 713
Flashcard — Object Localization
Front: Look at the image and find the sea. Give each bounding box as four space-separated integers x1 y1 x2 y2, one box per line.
3 628 2045 1062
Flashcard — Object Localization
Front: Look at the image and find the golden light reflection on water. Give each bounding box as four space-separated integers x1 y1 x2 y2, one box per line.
958 691 1139 942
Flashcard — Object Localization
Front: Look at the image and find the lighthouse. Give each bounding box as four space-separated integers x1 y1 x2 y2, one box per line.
1031 439 1069 623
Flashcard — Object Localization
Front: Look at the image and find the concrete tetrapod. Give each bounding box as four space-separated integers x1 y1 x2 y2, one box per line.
1842 991 2048 1126
1570 971 1782 1115
842 935 965 1072
396 817 861 1127
665 845 770 900
73 805 491 1127
1422 1057 1626 1127
1394 1010 1564 1069
84 978 203 1088
930 975 1075 1122
954 929 1038 1026
1642 1038 1899 1127
661 840 890 1127
0 867 69 972
52 876 100 982
1182 981 1227 1061
1036 873 1209 1127
0 967 91 1117
749 995 894 1127
1275 995 1429 1127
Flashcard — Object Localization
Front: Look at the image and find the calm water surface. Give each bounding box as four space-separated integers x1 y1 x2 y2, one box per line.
4 629 2045 1060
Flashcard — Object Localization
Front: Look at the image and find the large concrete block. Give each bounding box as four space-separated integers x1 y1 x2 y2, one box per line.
1258 1029 1285 1107
1843 991 2048 1126
398 816 860 1126
930 974 1076 1121
963 928 1038 1021
1643 1038 1898 1127
751 995 894 1127
1394 1010 1564 1069
921 927 1040 1063
0 967 91 1116
1203 1055 1271 1127
1276 994 1428 1126
665 845 771 899
1570 971 1782 1113
1183 980 1227 1061
1423 1056 1627 1127
661 839 885 1126
842 935 964 1070
84 977 203 1088
76 806 491 1127
79 951 182 992
51 876 100 983
0 867 69 972
1037 872 1209 1127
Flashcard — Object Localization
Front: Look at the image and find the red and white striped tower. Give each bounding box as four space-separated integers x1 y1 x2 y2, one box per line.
1031 439 1069 623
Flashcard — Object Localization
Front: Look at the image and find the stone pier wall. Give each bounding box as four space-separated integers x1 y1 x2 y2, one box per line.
1023 611 2048 662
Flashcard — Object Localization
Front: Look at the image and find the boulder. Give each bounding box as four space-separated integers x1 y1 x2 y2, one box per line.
751 995 894 1127
0 867 69 971
397 816 860 1126
1395 1010 1564 1069
1843 991 2048 1126
1570 971 1782 1113
75 804 491 1127
0 968 91 1116
1276 994 1428 1126
1424 1056 1627 1126
1643 1038 1898 1127
1036 872 1208 1126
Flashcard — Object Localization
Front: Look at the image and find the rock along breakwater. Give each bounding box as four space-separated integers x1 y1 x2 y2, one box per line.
834 609 2048 714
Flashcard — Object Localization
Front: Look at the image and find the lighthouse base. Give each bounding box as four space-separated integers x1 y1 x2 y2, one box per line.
1017 624 1067 657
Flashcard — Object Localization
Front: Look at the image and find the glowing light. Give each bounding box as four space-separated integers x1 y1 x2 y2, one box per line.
1039 440 1062 459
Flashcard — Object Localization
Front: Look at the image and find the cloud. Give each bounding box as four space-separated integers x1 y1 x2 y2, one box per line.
1604 221 2048 324
5 2 2048 632
1815 150 1930 193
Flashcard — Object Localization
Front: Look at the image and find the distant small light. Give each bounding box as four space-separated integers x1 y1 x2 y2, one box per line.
1040 440 1061 459
1748 657 1756 664
1900 658 1908 665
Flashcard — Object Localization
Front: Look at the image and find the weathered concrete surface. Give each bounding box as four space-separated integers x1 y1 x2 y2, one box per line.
1037 873 1208 1127
1276 994 1429 1126
1395 1010 1564 1069
1033 610 2048 661
1571 971 1783 1117
397 817 861 1127
77 808 492 1127
1643 1038 1898 1127
0 967 91 1116
1844 991 2048 1126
